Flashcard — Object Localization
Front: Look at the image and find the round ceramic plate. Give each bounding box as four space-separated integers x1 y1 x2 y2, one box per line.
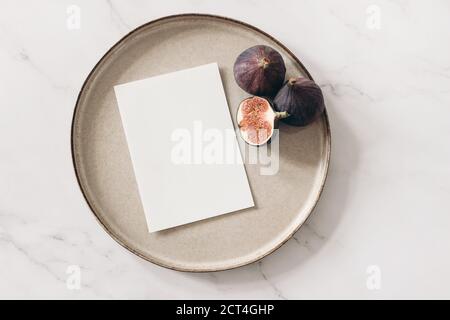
72 14 331 272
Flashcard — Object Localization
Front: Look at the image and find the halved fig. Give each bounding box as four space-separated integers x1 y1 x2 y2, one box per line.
237 96 288 146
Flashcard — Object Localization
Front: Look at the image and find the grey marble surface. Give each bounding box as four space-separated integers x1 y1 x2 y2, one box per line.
0 0 449 299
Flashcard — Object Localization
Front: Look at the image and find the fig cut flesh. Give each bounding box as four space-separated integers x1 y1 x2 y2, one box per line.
237 96 288 146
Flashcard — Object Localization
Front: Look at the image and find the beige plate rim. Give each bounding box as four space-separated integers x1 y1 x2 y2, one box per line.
71 13 331 272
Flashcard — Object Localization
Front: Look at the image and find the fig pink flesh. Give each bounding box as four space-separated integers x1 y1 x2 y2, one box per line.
237 97 275 145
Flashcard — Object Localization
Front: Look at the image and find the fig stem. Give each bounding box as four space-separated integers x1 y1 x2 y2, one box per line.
275 111 289 119
259 57 270 69
288 78 297 85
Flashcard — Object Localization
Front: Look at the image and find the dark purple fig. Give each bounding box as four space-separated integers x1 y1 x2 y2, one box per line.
273 77 325 126
233 45 286 97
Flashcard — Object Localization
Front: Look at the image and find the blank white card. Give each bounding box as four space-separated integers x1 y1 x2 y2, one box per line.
114 63 254 232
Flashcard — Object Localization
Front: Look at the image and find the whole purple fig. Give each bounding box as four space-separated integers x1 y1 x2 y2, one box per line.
233 45 286 97
273 77 325 126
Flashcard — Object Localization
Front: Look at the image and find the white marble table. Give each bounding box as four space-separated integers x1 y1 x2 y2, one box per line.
1 0 449 299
